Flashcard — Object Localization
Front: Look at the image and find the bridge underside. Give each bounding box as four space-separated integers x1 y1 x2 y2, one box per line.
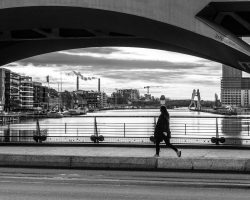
197 1 250 71
198 1 250 37
0 6 250 72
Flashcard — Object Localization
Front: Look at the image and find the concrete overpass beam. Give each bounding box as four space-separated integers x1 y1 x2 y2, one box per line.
228 13 250 33
0 31 11 41
32 28 59 39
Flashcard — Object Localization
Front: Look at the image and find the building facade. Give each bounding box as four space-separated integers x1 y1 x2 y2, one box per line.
115 89 140 104
74 90 108 109
33 82 49 109
20 76 34 109
99 92 108 108
0 68 53 111
116 89 140 101
0 68 21 111
84 91 100 109
221 65 250 107
0 68 5 111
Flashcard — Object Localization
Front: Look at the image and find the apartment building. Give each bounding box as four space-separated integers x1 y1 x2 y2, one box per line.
116 89 140 101
221 65 250 107
99 92 108 108
0 68 21 111
33 82 49 109
20 76 34 109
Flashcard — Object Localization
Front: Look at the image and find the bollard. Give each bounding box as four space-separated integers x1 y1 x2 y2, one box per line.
65 123 67 134
185 124 186 135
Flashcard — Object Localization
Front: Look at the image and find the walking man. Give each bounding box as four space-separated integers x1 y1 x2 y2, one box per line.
154 106 181 157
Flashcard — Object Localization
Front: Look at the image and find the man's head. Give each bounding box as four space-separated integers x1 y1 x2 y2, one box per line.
160 105 167 113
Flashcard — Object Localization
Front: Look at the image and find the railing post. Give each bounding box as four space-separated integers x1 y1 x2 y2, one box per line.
215 117 219 145
124 123 126 138
152 117 157 140
36 119 42 143
94 117 99 143
248 122 249 136
65 123 67 134
5 123 10 142
185 124 186 135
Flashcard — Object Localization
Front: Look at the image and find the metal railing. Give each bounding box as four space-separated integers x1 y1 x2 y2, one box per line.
0 115 250 145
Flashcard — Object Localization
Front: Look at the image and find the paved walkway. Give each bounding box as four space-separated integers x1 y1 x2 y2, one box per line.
0 146 250 159
0 146 250 172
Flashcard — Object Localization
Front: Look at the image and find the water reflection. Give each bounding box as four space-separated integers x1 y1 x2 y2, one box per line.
221 118 242 145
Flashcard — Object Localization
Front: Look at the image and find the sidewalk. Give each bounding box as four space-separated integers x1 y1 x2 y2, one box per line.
0 146 250 172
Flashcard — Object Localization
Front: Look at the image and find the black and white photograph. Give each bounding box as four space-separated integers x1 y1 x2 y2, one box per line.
0 0 250 199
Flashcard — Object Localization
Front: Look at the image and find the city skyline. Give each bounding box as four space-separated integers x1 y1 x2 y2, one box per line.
3 47 223 100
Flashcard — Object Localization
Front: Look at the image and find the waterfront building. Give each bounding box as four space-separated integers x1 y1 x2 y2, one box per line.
114 89 140 104
116 89 140 101
74 90 108 109
84 91 100 109
20 76 34 109
0 68 59 111
99 92 108 108
33 82 49 109
72 90 87 108
221 65 250 107
0 68 21 111
0 68 5 111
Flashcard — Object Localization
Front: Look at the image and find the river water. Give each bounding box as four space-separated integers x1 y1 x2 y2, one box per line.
2 108 250 144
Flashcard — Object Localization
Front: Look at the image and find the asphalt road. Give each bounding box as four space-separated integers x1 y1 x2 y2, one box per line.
0 168 249 200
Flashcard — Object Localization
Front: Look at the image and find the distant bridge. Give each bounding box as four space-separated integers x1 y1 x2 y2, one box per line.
1 0 250 72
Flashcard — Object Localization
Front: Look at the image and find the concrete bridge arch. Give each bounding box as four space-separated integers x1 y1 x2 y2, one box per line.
0 0 250 72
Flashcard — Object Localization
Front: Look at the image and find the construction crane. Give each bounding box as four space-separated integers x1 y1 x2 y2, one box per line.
144 86 162 95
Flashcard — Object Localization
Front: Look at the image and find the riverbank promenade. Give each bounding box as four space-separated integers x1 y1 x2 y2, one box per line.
0 145 250 172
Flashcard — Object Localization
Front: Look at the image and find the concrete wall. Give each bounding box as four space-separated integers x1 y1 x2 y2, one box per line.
1 154 250 172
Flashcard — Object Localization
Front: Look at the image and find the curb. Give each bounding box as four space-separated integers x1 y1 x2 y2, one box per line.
0 154 250 172
2 143 250 150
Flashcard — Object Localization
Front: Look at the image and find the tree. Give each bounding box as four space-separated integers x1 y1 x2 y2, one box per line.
61 91 73 109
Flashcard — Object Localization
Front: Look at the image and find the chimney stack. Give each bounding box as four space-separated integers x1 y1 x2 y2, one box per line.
98 78 100 92
76 76 79 91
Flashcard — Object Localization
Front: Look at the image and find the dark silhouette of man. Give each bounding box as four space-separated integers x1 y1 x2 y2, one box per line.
154 106 181 157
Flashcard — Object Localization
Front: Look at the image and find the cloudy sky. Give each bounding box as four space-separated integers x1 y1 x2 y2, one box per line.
3 47 223 100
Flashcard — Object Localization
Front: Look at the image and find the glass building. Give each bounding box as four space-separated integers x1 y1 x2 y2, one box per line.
221 65 250 107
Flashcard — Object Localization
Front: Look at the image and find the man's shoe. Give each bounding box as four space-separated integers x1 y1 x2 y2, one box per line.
177 151 181 157
154 154 159 157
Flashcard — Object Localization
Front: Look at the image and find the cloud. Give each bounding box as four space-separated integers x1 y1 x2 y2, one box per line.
62 47 123 55
17 52 220 74
4 47 221 100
